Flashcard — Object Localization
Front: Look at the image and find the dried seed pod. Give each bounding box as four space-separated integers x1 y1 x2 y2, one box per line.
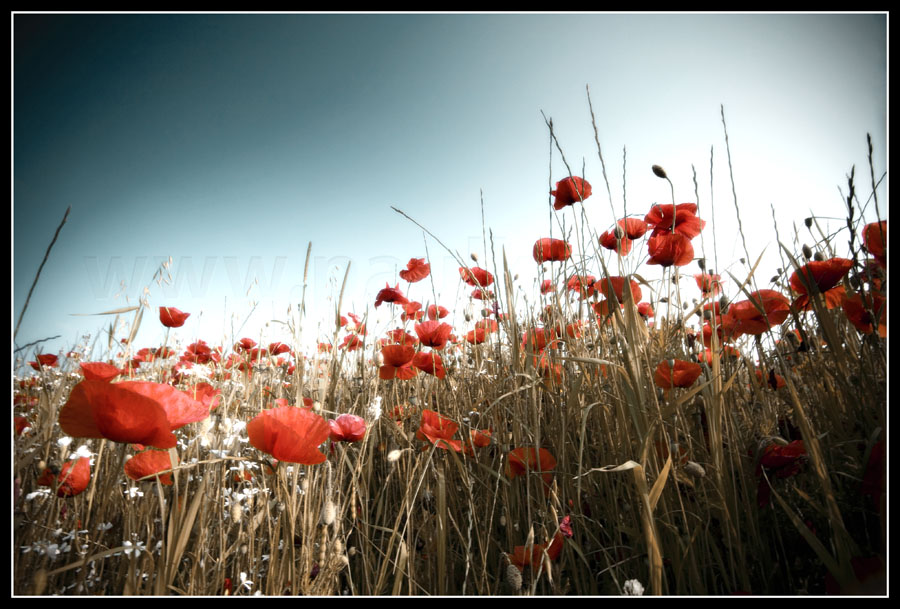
813 251 825 262
804 217 813 228
231 502 243 524
697 258 706 270
505 563 523 592
471 252 479 262
321 499 336 526
684 461 706 478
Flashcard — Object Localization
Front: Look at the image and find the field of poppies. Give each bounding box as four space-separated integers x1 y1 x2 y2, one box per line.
13 131 887 596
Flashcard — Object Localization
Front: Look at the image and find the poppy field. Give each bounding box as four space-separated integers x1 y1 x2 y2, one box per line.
13 122 886 596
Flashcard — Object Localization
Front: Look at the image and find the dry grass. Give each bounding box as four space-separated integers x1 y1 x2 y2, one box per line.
12 109 886 597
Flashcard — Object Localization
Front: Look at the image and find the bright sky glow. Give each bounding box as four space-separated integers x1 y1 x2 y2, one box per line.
13 12 887 367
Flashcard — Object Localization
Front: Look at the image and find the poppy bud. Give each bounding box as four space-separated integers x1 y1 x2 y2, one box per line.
652 165 668 179
321 499 336 526
470 253 479 262
802 244 813 260
697 258 706 270
804 217 813 228
813 251 825 262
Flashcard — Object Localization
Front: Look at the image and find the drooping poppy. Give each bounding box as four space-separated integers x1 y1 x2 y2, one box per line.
637 302 654 318
862 221 886 268
789 258 854 310
533 238 572 263
399 257 431 283
415 320 453 349
59 380 210 449
647 232 694 267
654 359 703 389
401 301 425 322
539 279 554 295
644 203 706 239
235 338 257 352
374 283 409 308
80 361 124 382
412 350 446 379
379 344 418 380
125 449 174 485
459 266 494 287
328 414 367 443
551 176 592 210
471 288 495 301
247 406 331 465
159 306 191 328
416 409 462 452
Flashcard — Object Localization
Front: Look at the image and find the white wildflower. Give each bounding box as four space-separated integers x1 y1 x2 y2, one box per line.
366 396 382 422
57 436 73 448
623 579 645 596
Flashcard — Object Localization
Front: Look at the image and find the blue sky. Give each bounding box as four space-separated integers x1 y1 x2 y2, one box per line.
13 13 887 366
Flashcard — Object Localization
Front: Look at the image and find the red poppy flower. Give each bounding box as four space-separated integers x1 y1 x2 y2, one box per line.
471 288 494 300
595 276 642 304
654 359 703 389
59 380 209 449
599 229 633 255
862 221 886 268
789 258 853 310
14 416 31 436
416 409 462 452
247 406 331 465
268 342 291 356
125 449 174 485
759 440 806 472
637 302 654 318
533 238 572 263
40 457 92 498
235 338 257 352
694 273 723 296
522 327 559 353
566 274 596 297
415 320 453 349
551 176 592 210
374 283 409 308
465 327 488 344
644 203 706 239
159 306 190 328
29 353 59 370
383 328 419 346
340 334 364 351
841 291 887 337
329 414 367 443
399 257 431 283
80 361 124 382
647 231 694 267
508 532 565 572
459 266 494 287
506 447 557 478
182 382 221 411
427 304 450 320
728 290 791 336
412 350 446 379
618 217 649 239
379 344 418 380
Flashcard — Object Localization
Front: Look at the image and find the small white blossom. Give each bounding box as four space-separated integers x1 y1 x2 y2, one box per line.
57 436 73 448
366 396 382 422
125 486 144 499
623 579 644 596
